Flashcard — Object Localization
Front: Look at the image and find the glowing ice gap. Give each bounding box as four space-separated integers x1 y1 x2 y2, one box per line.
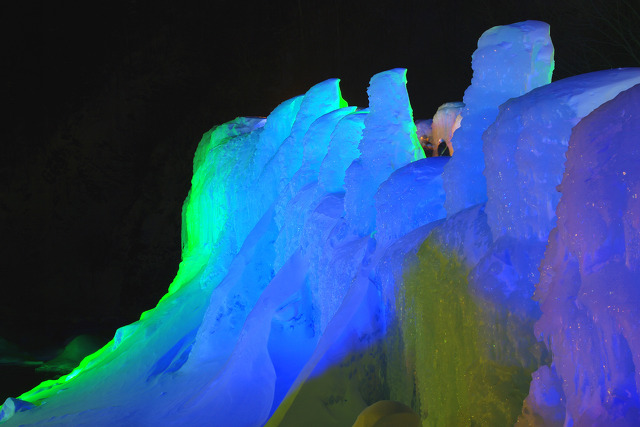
3 20 640 427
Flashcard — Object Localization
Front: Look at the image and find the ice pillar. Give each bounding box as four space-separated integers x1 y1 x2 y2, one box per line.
442 20 554 216
344 68 424 236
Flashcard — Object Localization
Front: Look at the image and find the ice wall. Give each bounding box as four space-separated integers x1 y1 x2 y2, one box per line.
525 84 640 426
3 19 640 427
318 110 368 194
484 68 640 242
0 63 434 426
344 68 425 236
442 20 554 216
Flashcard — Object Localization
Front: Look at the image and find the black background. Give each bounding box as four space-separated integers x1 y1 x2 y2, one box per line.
2 0 639 400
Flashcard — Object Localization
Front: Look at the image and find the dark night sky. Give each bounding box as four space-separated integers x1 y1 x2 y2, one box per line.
1 0 639 398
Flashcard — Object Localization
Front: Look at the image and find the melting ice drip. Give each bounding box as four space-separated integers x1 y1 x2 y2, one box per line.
2 20 640 427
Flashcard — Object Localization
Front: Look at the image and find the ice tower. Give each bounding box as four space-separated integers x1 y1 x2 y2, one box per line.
442 20 554 216
523 84 640 426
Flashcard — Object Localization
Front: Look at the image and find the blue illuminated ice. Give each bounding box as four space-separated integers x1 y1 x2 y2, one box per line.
430 102 463 155
484 68 640 242
3 20 640 427
442 20 554 216
344 68 425 236
318 110 368 194
524 84 640 426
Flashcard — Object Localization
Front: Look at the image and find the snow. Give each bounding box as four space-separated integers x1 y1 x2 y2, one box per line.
3 20 640 427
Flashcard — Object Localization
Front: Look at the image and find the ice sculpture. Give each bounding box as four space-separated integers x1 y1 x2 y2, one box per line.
442 20 554 215
2 20 640 427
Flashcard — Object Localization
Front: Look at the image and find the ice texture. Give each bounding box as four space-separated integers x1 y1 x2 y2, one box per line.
442 20 554 216
344 68 425 236
529 84 640 425
3 20 640 427
484 68 640 242
0 399 34 422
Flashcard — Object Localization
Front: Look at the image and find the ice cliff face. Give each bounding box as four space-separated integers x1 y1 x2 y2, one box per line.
2 20 640 427
525 84 640 426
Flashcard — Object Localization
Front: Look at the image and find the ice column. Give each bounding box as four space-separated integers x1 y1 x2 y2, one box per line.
442 20 554 216
344 68 424 236
484 68 640 242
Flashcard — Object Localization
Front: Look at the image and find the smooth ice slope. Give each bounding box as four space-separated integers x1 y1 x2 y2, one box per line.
442 20 554 215
0 78 350 426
